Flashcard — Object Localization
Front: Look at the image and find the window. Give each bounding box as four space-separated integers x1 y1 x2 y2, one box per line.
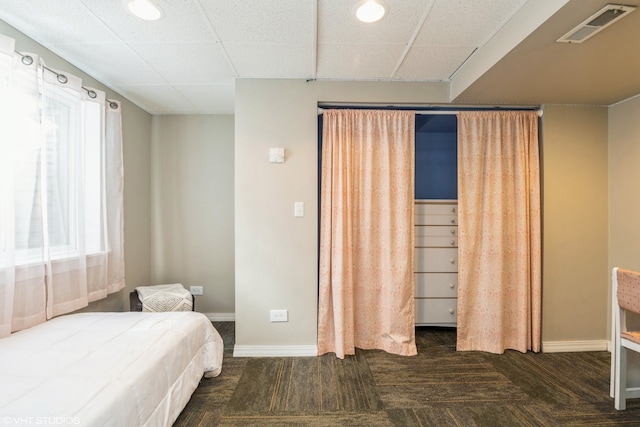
2 73 104 265
0 33 125 336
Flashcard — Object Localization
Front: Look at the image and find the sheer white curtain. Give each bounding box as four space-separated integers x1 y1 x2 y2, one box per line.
0 34 125 337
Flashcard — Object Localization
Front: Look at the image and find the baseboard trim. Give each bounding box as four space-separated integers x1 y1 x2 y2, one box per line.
542 340 609 353
233 345 318 357
203 312 235 322
625 387 640 399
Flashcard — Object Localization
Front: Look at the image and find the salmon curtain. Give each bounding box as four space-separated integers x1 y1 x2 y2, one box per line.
317 109 417 359
456 110 541 354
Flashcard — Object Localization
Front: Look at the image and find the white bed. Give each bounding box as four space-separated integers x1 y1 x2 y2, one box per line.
0 311 223 426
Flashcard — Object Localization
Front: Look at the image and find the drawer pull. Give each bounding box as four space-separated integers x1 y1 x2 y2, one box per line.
450 240 455 246
450 229 456 234
450 219 456 224
451 207 456 213
449 308 455 315
449 283 454 289
449 258 456 264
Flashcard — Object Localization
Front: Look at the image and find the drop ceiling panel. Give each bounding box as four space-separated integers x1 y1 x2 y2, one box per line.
224 44 312 78
318 0 432 44
129 42 235 84
316 44 407 79
396 46 476 80
175 82 236 114
81 0 216 42
201 0 314 45
53 42 165 85
413 0 527 46
0 1 119 45
113 84 196 114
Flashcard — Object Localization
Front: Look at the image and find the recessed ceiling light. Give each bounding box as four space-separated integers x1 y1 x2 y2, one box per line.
126 0 163 21
355 0 386 23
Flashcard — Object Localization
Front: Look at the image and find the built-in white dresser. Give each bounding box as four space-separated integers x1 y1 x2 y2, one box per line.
414 200 458 327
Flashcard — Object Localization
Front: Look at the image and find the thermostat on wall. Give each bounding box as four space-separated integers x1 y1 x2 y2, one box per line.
269 147 285 163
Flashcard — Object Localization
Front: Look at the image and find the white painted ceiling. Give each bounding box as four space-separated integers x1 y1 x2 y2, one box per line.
1 0 639 114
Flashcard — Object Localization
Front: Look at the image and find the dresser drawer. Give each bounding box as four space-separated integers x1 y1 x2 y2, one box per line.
415 213 457 226
415 203 457 226
415 226 457 247
415 298 457 325
415 203 457 216
415 273 457 298
415 248 458 272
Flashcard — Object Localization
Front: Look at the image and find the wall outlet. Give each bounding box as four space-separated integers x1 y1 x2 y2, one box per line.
270 309 288 322
190 286 203 296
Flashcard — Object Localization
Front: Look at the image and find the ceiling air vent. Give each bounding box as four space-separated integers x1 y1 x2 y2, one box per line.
557 4 636 43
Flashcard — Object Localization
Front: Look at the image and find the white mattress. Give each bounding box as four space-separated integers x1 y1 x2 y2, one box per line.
0 311 223 426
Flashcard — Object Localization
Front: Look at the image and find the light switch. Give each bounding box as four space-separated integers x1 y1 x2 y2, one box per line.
294 202 304 217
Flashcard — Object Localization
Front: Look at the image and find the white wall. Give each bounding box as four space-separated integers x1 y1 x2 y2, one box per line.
151 115 235 317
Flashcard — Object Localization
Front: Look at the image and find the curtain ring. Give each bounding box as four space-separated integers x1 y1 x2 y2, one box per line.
87 90 97 99
109 101 119 110
57 74 68 84
21 55 33 66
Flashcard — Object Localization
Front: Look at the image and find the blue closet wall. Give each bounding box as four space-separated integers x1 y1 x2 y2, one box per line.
415 114 457 200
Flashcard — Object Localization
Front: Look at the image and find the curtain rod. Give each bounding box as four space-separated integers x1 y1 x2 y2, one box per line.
15 50 119 109
317 106 543 117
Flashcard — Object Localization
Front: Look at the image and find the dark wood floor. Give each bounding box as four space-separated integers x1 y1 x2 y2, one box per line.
174 323 640 426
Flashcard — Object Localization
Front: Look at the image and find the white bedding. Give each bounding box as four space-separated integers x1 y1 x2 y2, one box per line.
0 311 223 426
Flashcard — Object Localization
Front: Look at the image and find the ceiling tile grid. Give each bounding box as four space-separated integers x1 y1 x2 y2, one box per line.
316 43 408 80
128 41 235 84
223 43 313 78
3 0 618 113
396 46 477 80
201 0 315 45
0 0 120 45
413 0 528 46
317 0 433 44
81 0 218 43
199 0 316 80
174 81 236 114
114 83 199 114
51 41 167 86
315 0 434 80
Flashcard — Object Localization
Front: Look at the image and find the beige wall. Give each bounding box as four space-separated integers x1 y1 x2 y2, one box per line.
235 81 613 351
609 97 640 272
540 105 609 344
0 20 153 312
609 95 640 376
233 79 453 350
150 115 235 315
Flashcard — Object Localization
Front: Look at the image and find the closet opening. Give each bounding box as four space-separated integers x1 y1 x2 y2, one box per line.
316 106 542 354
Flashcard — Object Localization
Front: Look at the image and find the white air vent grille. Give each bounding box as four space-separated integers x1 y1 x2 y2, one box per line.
557 4 635 43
